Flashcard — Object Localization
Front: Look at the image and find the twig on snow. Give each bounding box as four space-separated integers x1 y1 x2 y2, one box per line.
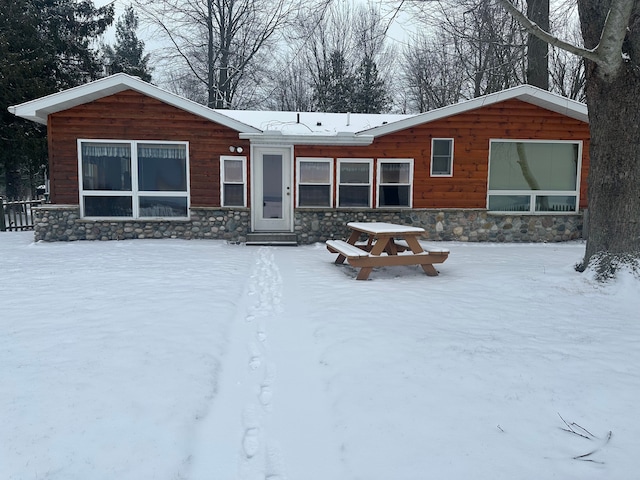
573 431 612 464
558 413 595 440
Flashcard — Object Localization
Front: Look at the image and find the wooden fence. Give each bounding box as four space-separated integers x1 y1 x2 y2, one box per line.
0 198 44 231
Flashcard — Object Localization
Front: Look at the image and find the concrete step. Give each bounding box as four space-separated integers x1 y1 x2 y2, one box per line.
245 232 298 246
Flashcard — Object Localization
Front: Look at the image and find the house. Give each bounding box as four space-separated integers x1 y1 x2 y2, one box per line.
9 73 590 244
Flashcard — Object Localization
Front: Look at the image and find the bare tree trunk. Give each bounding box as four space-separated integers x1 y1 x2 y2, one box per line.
526 0 549 89
207 0 216 108
495 0 640 279
575 0 640 276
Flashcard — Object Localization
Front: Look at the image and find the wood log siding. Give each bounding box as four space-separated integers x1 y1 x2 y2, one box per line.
47 90 250 206
295 100 590 209
47 93 589 211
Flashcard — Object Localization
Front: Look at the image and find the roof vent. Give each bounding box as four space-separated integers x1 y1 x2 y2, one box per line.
316 121 322 126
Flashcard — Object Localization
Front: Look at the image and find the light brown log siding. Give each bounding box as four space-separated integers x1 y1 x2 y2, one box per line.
295 100 590 209
47 90 250 206
47 93 589 209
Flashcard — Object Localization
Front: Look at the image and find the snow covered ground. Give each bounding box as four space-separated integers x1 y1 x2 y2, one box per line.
1 231 639 480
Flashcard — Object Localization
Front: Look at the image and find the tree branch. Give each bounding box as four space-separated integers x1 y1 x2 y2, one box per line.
494 0 600 63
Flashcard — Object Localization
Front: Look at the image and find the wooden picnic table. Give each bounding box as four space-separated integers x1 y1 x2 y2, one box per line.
326 222 449 280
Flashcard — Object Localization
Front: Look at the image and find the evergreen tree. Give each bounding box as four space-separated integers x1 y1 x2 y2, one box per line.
0 0 113 198
353 56 389 114
103 6 152 82
313 50 356 113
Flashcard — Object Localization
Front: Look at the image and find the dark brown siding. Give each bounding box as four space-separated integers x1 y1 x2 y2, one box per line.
296 99 590 209
47 90 248 206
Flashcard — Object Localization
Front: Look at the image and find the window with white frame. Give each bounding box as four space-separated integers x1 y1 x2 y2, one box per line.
337 159 373 208
79 140 189 218
220 156 247 207
297 157 332 207
431 138 454 176
487 140 581 213
377 158 413 207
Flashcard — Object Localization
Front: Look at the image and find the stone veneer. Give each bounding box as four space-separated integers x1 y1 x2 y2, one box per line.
34 205 584 244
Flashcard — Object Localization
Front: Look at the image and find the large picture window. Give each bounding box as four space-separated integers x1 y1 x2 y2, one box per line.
377 159 413 208
220 156 247 207
337 159 373 208
79 140 189 219
487 140 581 213
297 158 332 207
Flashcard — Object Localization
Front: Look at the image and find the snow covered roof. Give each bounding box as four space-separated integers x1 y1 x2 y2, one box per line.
222 110 414 145
9 74 587 146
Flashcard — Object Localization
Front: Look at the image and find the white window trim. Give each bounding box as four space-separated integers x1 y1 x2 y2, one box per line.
220 155 247 207
430 138 454 177
296 157 333 208
376 158 414 208
336 158 373 208
486 139 583 214
78 139 190 219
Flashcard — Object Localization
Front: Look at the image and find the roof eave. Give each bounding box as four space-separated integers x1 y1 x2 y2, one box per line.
8 73 262 133
360 85 588 138
239 131 374 146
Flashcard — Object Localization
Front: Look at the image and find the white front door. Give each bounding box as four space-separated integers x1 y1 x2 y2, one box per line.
252 146 293 231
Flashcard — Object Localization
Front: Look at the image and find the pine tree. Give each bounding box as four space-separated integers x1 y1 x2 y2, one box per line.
353 56 389 114
103 6 152 82
0 0 113 198
313 50 356 112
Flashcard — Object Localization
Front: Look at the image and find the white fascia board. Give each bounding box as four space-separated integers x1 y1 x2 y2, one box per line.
358 85 589 138
8 73 262 134
239 131 374 146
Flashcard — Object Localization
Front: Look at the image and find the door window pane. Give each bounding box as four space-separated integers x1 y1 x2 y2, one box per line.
81 143 131 191
263 154 283 219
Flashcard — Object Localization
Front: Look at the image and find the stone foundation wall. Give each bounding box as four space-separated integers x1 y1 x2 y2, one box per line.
34 205 584 244
34 206 251 242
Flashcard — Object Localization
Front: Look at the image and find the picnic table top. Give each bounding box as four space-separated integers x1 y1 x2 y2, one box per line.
346 222 425 235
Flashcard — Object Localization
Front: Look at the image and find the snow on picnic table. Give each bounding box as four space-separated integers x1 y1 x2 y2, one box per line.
1 231 639 480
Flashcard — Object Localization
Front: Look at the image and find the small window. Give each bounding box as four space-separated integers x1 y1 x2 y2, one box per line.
431 138 454 177
220 156 247 207
377 159 413 208
297 158 333 207
337 159 373 208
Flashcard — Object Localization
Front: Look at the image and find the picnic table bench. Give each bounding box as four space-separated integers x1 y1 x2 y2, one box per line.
326 222 449 280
